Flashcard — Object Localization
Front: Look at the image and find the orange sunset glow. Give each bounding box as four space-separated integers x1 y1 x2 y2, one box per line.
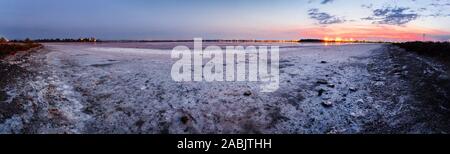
297 25 450 42
322 37 355 42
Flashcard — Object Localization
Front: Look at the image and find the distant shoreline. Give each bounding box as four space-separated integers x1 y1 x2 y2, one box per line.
9 38 385 43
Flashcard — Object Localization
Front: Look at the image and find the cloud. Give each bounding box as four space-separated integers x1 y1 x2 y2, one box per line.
417 7 427 12
361 4 373 9
363 7 419 25
320 0 334 4
424 0 450 17
308 8 346 24
430 2 450 7
307 0 334 4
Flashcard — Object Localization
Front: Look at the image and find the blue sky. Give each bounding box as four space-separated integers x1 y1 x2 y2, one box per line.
1 0 450 41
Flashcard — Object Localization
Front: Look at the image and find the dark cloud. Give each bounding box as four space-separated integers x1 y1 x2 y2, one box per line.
430 2 450 7
321 0 334 4
361 17 375 20
308 8 346 24
417 7 427 12
426 0 450 17
363 7 418 25
361 4 373 9
430 3 440 7
307 0 334 4
429 12 445 17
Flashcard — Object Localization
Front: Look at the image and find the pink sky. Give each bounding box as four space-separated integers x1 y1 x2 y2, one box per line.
294 25 450 42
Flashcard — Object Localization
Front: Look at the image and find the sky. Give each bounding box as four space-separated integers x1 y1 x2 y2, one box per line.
1 0 450 41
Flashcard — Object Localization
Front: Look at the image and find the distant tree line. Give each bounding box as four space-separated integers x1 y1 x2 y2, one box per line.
34 37 99 42
298 39 383 43
8 37 99 43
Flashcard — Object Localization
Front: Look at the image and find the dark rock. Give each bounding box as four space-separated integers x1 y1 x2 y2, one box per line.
327 84 335 88
181 116 189 124
388 68 402 74
318 89 326 96
438 74 449 81
322 101 333 107
320 61 327 64
317 79 328 84
135 119 145 128
356 99 364 104
349 87 357 92
0 90 7 102
243 91 252 96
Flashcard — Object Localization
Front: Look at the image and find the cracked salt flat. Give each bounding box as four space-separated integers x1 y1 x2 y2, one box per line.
31 43 381 133
9 42 440 134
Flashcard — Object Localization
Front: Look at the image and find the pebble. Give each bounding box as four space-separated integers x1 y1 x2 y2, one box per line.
389 68 402 74
438 74 449 81
321 101 333 107
349 87 357 92
243 91 252 96
180 116 189 124
374 81 385 86
356 99 364 104
318 89 326 96
317 79 328 84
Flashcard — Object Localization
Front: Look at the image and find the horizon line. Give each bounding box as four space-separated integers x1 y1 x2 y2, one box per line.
6 38 406 43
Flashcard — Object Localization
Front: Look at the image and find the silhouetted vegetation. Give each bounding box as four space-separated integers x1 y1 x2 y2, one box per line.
32 37 98 42
298 39 382 43
393 41 450 62
0 42 42 58
0 37 7 43
299 39 324 42
8 38 99 43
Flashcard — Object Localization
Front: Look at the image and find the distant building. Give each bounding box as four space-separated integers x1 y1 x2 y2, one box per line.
78 37 97 42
